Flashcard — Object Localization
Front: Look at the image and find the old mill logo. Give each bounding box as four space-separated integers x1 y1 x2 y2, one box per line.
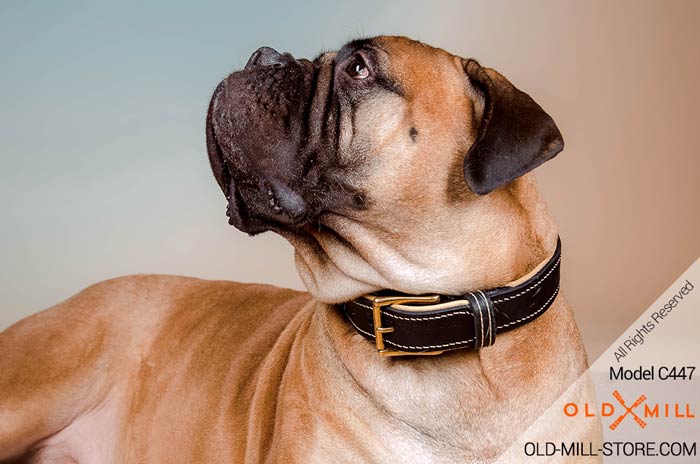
564 390 695 430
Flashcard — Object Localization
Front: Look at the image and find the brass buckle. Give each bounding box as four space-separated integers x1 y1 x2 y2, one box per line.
369 294 443 357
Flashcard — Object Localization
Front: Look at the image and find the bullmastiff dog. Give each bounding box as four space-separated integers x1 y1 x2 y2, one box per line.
0 36 599 463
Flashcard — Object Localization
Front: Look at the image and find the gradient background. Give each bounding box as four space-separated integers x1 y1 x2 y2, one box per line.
1 0 698 360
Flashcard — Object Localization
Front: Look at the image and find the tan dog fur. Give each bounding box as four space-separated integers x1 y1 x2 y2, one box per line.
0 37 599 463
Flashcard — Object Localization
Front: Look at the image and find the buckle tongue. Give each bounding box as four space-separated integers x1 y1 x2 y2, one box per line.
369 294 442 357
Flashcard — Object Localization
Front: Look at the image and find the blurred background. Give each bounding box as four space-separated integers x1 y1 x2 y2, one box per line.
1 0 698 359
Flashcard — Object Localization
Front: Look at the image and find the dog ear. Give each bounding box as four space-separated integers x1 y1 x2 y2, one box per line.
462 59 564 195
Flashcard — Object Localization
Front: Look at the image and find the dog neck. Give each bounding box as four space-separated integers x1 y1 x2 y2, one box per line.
283 176 573 457
283 175 558 303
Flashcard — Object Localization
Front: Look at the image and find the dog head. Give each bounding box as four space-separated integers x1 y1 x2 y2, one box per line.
206 36 563 301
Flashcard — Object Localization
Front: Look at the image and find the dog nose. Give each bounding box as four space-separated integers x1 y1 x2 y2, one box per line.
245 47 293 69
269 179 306 220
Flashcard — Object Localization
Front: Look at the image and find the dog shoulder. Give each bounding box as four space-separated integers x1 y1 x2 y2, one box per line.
1 274 311 365
0 274 312 460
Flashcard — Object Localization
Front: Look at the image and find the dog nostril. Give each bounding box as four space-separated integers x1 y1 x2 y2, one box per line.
245 47 292 69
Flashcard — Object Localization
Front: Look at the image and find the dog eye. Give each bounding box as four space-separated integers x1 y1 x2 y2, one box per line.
345 54 370 79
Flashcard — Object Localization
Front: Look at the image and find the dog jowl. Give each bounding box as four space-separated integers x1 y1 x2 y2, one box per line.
206 44 363 234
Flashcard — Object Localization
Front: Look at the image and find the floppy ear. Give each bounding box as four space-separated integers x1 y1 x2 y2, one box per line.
462 59 564 195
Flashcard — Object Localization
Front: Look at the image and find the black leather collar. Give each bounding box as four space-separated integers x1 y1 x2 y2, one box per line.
342 238 561 356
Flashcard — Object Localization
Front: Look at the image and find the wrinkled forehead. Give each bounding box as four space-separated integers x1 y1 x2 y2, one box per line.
326 36 464 95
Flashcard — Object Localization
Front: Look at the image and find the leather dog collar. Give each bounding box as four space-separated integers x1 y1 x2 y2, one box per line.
342 237 561 356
